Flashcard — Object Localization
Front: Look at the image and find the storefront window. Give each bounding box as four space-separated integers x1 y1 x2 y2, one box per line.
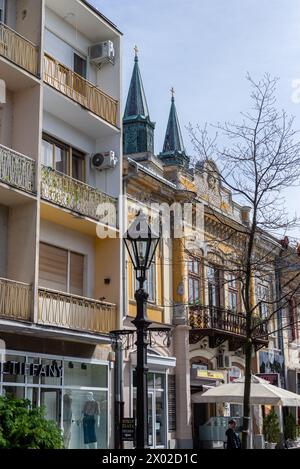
133 371 166 449
64 361 107 388
2 354 26 384
62 389 108 449
0 352 109 450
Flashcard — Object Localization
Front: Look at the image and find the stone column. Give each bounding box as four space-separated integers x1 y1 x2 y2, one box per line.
174 324 193 448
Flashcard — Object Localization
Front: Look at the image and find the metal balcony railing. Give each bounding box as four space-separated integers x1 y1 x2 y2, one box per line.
0 144 36 193
0 277 32 321
38 288 117 334
44 53 118 126
41 165 117 226
189 305 268 340
0 22 39 76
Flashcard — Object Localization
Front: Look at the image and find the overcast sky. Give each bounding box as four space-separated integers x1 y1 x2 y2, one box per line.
91 0 300 236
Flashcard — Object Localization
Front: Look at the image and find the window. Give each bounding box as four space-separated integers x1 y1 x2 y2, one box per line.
207 266 222 308
42 134 85 182
188 257 202 305
132 261 157 303
74 53 87 79
39 243 84 295
228 273 239 313
257 284 270 320
0 0 6 23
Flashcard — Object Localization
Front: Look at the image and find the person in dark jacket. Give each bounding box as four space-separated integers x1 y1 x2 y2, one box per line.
225 419 241 449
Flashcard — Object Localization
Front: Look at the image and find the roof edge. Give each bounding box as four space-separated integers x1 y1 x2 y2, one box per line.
80 0 123 35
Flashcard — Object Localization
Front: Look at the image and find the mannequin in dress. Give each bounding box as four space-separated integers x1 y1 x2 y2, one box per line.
82 392 100 449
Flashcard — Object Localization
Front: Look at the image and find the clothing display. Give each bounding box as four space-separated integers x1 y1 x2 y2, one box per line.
83 397 100 445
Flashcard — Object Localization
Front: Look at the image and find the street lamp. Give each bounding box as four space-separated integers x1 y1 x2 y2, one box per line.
124 213 159 449
110 213 171 449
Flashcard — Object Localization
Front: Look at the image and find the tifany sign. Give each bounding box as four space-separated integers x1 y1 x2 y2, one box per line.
2 361 62 379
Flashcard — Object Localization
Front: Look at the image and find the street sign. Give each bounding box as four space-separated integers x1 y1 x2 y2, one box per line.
121 418 136 442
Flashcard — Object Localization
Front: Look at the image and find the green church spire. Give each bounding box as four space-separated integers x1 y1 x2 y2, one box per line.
159 88 189 168
123 47 155 155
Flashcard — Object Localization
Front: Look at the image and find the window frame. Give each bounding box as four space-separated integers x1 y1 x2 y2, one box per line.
227 272 240 313
207 264 223 308
42 133 86 182
188 256 203 306
39 242 85 296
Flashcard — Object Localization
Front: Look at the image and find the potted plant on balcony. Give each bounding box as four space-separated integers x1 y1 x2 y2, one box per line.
263 410 280 449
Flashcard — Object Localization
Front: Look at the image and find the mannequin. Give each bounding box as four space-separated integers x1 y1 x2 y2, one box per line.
82 392 100 449
63 391 73 449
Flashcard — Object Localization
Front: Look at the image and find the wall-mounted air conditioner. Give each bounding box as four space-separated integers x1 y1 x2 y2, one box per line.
91 151 118 171
89 41 115 67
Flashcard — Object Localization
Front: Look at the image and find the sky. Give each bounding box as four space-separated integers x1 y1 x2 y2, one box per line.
91 0 300 235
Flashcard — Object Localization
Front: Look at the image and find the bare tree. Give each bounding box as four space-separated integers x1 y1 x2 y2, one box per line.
189 74 300 449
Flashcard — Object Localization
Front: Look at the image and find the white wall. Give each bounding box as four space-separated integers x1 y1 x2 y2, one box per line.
7 202 37 284
94 133 122 198
39 219 95 298
44 7 97 84
16 0 42 46
0 90 13 148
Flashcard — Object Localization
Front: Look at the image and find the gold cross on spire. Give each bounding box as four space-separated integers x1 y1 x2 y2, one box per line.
134 45 139 57
171 87 175 99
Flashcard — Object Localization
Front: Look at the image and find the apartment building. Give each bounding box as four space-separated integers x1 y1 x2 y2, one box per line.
0 0 122 449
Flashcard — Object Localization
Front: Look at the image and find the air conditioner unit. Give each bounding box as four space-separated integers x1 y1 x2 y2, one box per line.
91 151 118 171
89 41 115 66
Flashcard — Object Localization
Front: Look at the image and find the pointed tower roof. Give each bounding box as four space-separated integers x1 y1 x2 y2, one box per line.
160 89 189 168
124 46 150 121
162 88 185 154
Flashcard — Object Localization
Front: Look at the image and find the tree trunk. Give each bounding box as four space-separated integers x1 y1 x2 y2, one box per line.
242 339 252 449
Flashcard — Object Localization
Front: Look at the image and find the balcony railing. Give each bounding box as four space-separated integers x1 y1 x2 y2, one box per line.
0 144 36 193
0 277 32 321
44 53 118 127
189 305 268 346
38 288 117 334
41 166 117 226
0 22 39 76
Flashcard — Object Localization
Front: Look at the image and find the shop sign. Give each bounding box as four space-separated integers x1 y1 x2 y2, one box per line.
121 418 136 442
197 370 224 380
2 361 62 379
256 373 279 386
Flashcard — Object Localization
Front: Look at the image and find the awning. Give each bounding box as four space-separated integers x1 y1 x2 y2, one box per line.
192 375 300 406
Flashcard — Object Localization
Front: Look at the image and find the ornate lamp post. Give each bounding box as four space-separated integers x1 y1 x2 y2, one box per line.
110 213 170 449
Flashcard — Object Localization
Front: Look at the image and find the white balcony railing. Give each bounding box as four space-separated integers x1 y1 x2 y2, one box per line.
41 165 117 226
0 144 36 193
0 277 32 321
38 288 117 334
44 53 118 126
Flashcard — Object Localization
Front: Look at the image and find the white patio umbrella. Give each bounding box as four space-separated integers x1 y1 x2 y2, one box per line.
192 375 300 406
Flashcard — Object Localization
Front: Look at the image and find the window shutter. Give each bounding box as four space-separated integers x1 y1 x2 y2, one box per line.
39 243 68 292
70 252 84 296
168 374 176 432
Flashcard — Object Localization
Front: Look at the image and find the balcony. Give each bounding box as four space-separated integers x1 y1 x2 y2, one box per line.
0 23 39 76
189 305 268 350
0 277 32 322
38 288 117 334
41 166 117 226
44 53 118 127
0 144 36 194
